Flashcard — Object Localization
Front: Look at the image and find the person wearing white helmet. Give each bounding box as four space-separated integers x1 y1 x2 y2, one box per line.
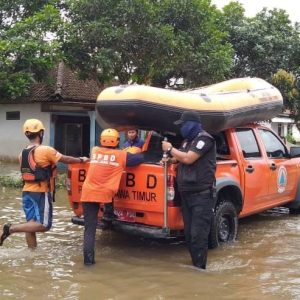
0 119 89 249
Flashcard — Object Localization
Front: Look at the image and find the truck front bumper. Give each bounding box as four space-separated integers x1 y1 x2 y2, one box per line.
71 216 182 239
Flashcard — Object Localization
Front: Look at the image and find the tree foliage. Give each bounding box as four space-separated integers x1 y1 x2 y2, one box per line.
271 69 300 125
272 69 299 111
0 1 62 99
62 0 233 88
223 5 300 81
1 0 300 111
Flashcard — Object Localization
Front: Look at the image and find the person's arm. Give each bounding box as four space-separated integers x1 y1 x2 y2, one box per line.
126 153 144 167
162 137 214 165
59 155 89 164
46 146 89 165
162 142 200 165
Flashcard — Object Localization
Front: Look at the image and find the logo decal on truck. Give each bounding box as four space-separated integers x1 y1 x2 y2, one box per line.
115 189 157 201
118 173 158 201
277 166 287 193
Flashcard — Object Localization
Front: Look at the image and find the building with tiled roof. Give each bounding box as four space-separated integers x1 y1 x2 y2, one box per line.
0 62 105 160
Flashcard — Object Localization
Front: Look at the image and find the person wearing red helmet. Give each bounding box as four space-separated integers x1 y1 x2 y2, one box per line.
80 128 144 265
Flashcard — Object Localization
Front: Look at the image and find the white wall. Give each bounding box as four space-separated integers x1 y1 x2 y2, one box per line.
270 122 278 133
292 124 300 143
0 103 51 159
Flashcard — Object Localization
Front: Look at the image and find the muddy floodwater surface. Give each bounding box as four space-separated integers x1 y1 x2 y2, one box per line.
1 186 300 300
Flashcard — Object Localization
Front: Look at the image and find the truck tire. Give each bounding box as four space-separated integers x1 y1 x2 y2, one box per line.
209 201 238 249
289 207 300 214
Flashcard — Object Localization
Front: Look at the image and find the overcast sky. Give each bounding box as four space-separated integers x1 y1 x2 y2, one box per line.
211 0 299 23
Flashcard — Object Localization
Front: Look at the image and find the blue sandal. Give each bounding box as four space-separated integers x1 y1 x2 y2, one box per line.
0 223 11 246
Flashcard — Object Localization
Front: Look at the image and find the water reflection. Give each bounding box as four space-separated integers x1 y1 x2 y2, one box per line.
1 187 300 299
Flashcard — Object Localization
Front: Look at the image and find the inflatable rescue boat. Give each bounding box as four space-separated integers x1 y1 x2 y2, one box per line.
96 77 283 133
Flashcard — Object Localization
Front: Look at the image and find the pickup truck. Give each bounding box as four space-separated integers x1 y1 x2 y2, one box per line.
66 123 300 248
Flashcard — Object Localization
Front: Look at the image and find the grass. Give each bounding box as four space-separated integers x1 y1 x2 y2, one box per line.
0 173 67 189
0 175 22 188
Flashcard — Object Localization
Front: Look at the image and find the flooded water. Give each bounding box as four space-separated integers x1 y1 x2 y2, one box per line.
0 161 20 176
1 187 300 299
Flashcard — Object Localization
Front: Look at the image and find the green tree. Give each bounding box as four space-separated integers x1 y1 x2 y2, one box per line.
288 22 300 77
222 1 246 31
62 0 233 88
272 69 300 125
223 6 300 80
0 1 62 99
272 69 299 111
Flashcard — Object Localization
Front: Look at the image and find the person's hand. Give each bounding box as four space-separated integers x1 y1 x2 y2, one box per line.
80 157 89 163
159 156 171 166
162 141 172 152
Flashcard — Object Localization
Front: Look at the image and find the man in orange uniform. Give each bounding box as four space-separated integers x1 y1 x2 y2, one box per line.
0 119 89 248
80 128 144 265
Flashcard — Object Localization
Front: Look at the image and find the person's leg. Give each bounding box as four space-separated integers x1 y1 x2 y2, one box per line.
1 221 47 247
103 202 116 221
83 202 100 265
1 192 51 248
23 192 52 248
22 221 48 248
10 220 47 248
189 193 213 269
180 192 192 253
26 232 37 249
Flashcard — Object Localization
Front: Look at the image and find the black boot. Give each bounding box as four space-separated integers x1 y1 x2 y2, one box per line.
0 223 11 246
84 250 95 266
103 203 117 222
192 250 207 269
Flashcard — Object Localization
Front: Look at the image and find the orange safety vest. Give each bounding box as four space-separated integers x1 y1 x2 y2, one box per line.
80 146 127 203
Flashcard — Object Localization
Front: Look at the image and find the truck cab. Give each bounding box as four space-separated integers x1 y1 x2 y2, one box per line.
67 123 300 248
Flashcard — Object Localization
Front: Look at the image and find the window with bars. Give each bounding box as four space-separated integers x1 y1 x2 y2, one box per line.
6 111 20 120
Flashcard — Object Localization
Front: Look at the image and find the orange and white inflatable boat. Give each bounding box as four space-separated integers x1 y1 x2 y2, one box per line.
96 77 283 133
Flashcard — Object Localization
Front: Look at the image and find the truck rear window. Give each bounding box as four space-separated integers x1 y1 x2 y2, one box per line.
143 131 230 163
213 132 230 157
143 131 183 163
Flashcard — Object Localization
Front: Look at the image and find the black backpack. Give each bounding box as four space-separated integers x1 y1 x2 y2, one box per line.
20 146 52 182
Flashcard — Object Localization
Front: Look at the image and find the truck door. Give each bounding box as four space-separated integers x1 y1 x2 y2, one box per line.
235 128 270 214
257 128 297 202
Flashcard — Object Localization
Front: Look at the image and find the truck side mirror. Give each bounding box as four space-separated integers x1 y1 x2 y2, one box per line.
290 146 300 158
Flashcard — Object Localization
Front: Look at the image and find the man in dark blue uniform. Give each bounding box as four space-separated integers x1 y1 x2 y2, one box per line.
162 111 216 269
123 129 144 149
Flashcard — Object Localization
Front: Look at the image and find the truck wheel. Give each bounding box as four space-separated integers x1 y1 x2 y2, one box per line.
289 207 300 214
209 201 238 249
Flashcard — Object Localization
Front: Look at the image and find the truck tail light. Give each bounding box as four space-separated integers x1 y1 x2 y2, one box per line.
66 169 71 195
167 175 175 206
